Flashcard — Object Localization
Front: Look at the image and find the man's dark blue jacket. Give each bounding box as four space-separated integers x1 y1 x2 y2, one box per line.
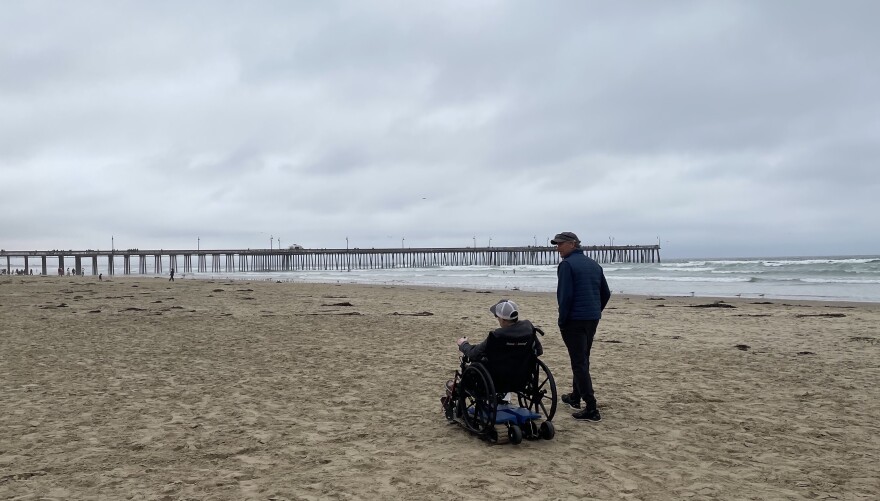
557 248 611 326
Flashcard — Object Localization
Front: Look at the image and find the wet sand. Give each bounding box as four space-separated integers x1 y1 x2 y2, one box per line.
1 276 878 500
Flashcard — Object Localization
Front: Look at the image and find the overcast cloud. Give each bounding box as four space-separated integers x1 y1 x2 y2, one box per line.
1 1 878 258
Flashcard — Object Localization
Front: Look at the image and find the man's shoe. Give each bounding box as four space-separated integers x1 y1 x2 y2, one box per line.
561 393 582 409
572 408 601 422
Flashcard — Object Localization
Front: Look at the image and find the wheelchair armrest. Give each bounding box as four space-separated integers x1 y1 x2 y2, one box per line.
460 355 488 365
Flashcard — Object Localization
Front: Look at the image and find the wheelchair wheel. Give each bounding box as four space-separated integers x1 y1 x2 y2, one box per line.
517 359 557 421
540 420 555 440
458 364 497 437
508 424 523 445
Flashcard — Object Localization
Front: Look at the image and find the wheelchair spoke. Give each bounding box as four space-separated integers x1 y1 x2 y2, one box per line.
535 399 549 416
536 375 550 391
533 359 557 421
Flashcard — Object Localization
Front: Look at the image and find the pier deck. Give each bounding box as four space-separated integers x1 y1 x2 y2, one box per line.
2 245 660 276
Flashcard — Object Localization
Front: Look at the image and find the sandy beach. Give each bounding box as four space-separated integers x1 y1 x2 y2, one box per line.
1 275 878 500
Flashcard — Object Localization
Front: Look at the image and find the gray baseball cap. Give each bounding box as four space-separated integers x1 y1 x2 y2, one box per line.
551 232 580 244
489 299 519 321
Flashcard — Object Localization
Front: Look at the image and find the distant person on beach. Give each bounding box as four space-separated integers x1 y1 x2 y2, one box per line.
169 268 175 282
551 231 611 422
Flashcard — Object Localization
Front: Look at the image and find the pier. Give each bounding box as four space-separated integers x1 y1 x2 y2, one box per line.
1 245 660 276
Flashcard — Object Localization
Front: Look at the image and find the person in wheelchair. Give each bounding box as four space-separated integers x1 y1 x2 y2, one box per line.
445 299 541 402
456 299 542 362
444 299 557 443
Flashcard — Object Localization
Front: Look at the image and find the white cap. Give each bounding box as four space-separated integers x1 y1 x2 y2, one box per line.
489 299 519 321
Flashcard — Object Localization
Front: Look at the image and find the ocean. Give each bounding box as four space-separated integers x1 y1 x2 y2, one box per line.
8 255 877 303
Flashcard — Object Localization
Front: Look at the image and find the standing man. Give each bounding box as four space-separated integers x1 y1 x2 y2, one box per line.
169 268 175 282
551 231 611 421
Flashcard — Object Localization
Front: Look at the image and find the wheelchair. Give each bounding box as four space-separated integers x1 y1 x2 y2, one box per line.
442 327 557 444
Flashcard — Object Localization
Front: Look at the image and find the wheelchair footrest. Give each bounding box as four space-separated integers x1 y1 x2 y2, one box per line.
494 403 542 425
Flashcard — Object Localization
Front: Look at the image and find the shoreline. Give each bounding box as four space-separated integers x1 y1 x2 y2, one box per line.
5 273 879 307
2 276 878 499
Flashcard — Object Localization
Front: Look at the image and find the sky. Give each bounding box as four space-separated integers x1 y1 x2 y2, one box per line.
1 1 878 259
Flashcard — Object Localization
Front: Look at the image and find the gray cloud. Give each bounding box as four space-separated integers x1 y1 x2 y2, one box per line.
1 1 878 257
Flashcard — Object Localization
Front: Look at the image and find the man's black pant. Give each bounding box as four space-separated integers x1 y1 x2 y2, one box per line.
561 319 599 411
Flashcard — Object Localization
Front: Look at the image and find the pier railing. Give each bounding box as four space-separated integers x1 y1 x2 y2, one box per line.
1 245 660 276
